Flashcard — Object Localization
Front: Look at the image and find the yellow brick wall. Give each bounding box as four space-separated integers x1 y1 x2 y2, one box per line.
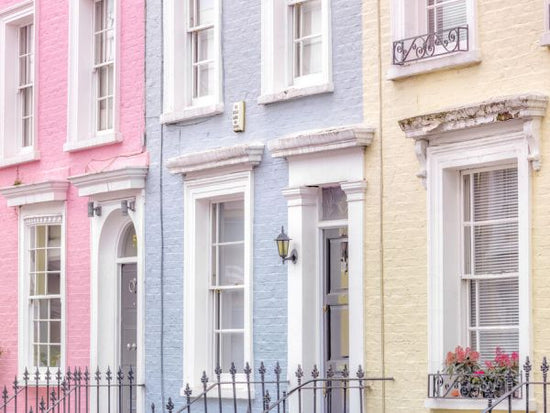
362 0 550 412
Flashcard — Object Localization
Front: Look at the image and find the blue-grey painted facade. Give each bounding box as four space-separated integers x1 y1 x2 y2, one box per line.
144 0 364 410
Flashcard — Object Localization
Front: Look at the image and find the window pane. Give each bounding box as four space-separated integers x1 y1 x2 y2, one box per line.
36 273 46 295
39 299 48 319
473 168 518 222
198 63 214 98
477 330 519 362
34 250 46 272
219 201 244 243
219 333 244 371
197 29 213 61
218 244 244 286
220 289 244 329
477 278 519 327
473 222 518 274
120 225 137 258
50 321 61 344
329 305 349 360
299 0 321 37
197 0 214 26
301 37 322 76
48 273 60 295
463 226 471 274
50 299 61 320
322 187 348 220
328 238 348 293
50 345 61 367
36 226 46 248
39 345 48 366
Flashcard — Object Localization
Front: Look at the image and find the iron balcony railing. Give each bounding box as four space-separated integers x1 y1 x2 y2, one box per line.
428 371 522 400
393 25 469 65
0 366 142 413
154 362 393 413
481 357 550 413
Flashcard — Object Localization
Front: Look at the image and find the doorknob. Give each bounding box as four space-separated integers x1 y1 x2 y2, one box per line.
126 343 137 351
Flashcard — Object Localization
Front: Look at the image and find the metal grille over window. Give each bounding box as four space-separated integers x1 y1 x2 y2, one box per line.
188 0 215 100
393 0 468 65
210 200 245 371
462 167 519 361
290 0 323 80
18 23 34 148
93 0 115 132
29 223 62 368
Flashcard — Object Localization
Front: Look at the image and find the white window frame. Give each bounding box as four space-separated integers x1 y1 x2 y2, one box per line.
182 171 253 398
425 134 530 410
259 0 332 105
541 0 550 46
388 0 481 80
18 203 66 375
161 0 223 124
0 1 39 168
66 0 121 152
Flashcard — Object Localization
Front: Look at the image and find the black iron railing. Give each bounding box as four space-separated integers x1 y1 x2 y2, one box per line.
393 25 469 65
0 366 141 413
154 363 393 413
482 357 550 413
428 371 522 400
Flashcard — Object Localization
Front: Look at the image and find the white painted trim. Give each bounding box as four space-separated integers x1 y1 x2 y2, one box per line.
398 93 548 186
18 203 66 376
426 133 531 374
66 0 121 149
182 171 254 397
268 124 374 158
68 167 148 197
89 195 146 412
0 181 69 207
160 103 224 124
166 142 264 177
542 0 550 46
0 2 37 164
260 0 332 98
257 82 333 105
387 49 481 80
163 0 223 118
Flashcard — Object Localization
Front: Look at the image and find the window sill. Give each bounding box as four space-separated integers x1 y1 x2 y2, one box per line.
160 103 224 124
63 132 122 153
540 32 550 46
181 384 255 400
425 398 535 411
387 49 481 81
0 150 40 169
258 82 334 105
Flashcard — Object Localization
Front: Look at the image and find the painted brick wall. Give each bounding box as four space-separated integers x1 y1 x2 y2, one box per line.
144 0 364 409
0 0 145 384
361 0 550 412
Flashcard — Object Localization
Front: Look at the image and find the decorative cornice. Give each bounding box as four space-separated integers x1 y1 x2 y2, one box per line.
24 215 63 226
341 180 368 202
399 94 548 139
398 94 548 187
282 187 319 207
268 125 374 158
68 167 148 197
166 142 264 176
0 181 69 207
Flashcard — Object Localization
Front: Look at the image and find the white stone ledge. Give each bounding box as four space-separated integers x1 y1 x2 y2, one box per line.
0 181 69 207
160 103 224 124
63 132 122 152
268 124 374 158
167 142 264 176
258 82 333 105
425 397 535 411
69 167 148 197
0 150 40 169
387 49 481 81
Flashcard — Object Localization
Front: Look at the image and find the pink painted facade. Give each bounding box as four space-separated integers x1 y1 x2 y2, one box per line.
0 0 146 386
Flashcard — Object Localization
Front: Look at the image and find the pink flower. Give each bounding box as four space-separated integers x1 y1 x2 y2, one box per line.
474 370 485 376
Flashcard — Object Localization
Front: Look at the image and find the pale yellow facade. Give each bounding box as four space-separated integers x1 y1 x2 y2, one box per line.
361 1 550 412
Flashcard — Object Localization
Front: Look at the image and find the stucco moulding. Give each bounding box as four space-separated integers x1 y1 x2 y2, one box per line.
166 142 265 177
398 93 549 186
68 167 148 197
0 181 69 207
268 124 375 158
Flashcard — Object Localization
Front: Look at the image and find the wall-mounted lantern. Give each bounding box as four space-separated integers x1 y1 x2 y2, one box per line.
121 199 136 216
275 226 297 264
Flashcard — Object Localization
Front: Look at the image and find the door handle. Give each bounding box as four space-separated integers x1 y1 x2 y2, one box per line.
126 343 137 351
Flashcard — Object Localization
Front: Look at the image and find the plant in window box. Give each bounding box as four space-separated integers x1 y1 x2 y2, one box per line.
480 348 520 398
444 346 482 398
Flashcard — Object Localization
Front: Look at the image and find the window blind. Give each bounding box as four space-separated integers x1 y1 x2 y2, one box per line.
427 0 467 33
463 167 519 362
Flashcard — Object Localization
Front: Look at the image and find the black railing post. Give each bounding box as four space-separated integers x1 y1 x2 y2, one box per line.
201 371 209 413
259 362 266 412
106 367 112 413
116 367 123 413
342 365 349 413
151 402 155 413
356 366 365 413
129 367 134 413
24 368 30 413
244 363 251 413
274 362 282 413
230 363 237 413
215 364 222 413
263 390 270 411
83 368 89 413
55 368 62 413
295 365 303 413
166 397 174 413
184 384 192 413
66 368 72 413
311 365 319 413
2 385 8 413
94 368 100 413
542 357 549 413
326 365 334 413
35 367 40 413
46 367 51 410
524 357 532 413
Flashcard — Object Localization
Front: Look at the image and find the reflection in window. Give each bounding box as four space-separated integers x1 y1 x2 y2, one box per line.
119 224 137 258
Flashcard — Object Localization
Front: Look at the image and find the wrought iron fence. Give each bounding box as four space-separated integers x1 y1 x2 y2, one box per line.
481 357 550 413
428 371 522 400
392 25 469 65
152 362 393 413
0 366 141 413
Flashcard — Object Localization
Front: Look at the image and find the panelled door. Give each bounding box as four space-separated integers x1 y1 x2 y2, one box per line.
322 227 349 412
120 263 137 412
